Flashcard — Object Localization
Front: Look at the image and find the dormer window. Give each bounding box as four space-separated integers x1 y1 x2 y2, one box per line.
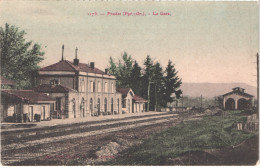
50 79 59 85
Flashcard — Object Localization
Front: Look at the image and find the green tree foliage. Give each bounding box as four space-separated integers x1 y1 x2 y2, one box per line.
108 52 133 88
162 60 182 106
150 62 164 111
130 61 142 95
0 23 44 89
142 55 155 111
108 53 182 111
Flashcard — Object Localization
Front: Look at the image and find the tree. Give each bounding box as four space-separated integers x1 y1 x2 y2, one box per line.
142 55 155 111
0 23 44 89
162 60 182 107
130 61 142 95
150 62 164 111
108 52 133 88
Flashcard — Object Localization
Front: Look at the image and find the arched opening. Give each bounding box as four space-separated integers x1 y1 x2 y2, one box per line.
225 98 235 110
117 98 120 114
81 98 85 117
238 98 249 110
111 98 113 115
90 98 93 116
104 98 107 113
97 98 100 115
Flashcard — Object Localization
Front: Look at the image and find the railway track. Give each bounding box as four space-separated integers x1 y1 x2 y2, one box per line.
1 112 181 165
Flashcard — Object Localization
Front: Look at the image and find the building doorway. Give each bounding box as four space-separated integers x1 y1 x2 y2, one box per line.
225 98 235 110
97 98 100 115
41 106 45 120
104 98 107 113
238 98 249 110
117 98 120 114
111 98 113 114
55 97 61 118
28 106 33 122
81 98 85 117
90 98 93 116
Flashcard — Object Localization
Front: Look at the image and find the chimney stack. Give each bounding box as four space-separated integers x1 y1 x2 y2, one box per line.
90 62 95 69
73 47 79 66
61 44 65 61
105 68 109 74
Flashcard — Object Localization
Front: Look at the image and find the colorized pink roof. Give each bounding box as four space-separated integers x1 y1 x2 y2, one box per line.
33 84 76 93
0 76 16 85
133 95 148 103
39 60 108 75
2 90 55 103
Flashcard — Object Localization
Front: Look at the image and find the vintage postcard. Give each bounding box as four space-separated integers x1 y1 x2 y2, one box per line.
0 0 259 166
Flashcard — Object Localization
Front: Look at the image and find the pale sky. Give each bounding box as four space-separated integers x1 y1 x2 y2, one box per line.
0 1 258 86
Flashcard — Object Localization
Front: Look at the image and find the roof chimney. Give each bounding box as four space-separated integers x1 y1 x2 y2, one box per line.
61 44 64 61
90 62 95 69
105 68 109 74
73 47 79 66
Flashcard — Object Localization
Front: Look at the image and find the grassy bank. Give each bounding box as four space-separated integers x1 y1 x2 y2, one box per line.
105 110 257 165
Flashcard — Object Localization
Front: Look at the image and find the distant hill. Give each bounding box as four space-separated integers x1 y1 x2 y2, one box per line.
181 83 257 98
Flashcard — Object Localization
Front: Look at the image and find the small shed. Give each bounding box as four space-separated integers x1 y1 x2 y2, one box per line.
223 87 254 110
1 90 55 122
116 88 147 113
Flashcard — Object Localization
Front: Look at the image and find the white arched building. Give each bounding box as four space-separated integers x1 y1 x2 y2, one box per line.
223 87 254 110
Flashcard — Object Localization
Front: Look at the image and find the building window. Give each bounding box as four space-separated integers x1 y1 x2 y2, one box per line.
97 81 101 92
90 81 93 92
111 83 114 93
80 78 85 92
104 98 107 112
105 82 108 93
7 105 15 116
93 81 95 92
50 79 59 85
122 99 126 108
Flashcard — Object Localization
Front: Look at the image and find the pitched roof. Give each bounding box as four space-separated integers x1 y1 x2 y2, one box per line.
39 60 77 72
0 76 16 85
39 60 108 75
223 89 253 98
133 95 147 103
116 88 132 98
2 90 55 103
32 84 76 93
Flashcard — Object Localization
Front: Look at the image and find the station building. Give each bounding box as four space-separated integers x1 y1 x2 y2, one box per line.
1 46 148 122
34 47 123 119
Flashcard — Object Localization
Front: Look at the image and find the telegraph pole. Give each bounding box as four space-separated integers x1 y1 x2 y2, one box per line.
200 95 203 111
257 53 259 114
182 93 184 111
